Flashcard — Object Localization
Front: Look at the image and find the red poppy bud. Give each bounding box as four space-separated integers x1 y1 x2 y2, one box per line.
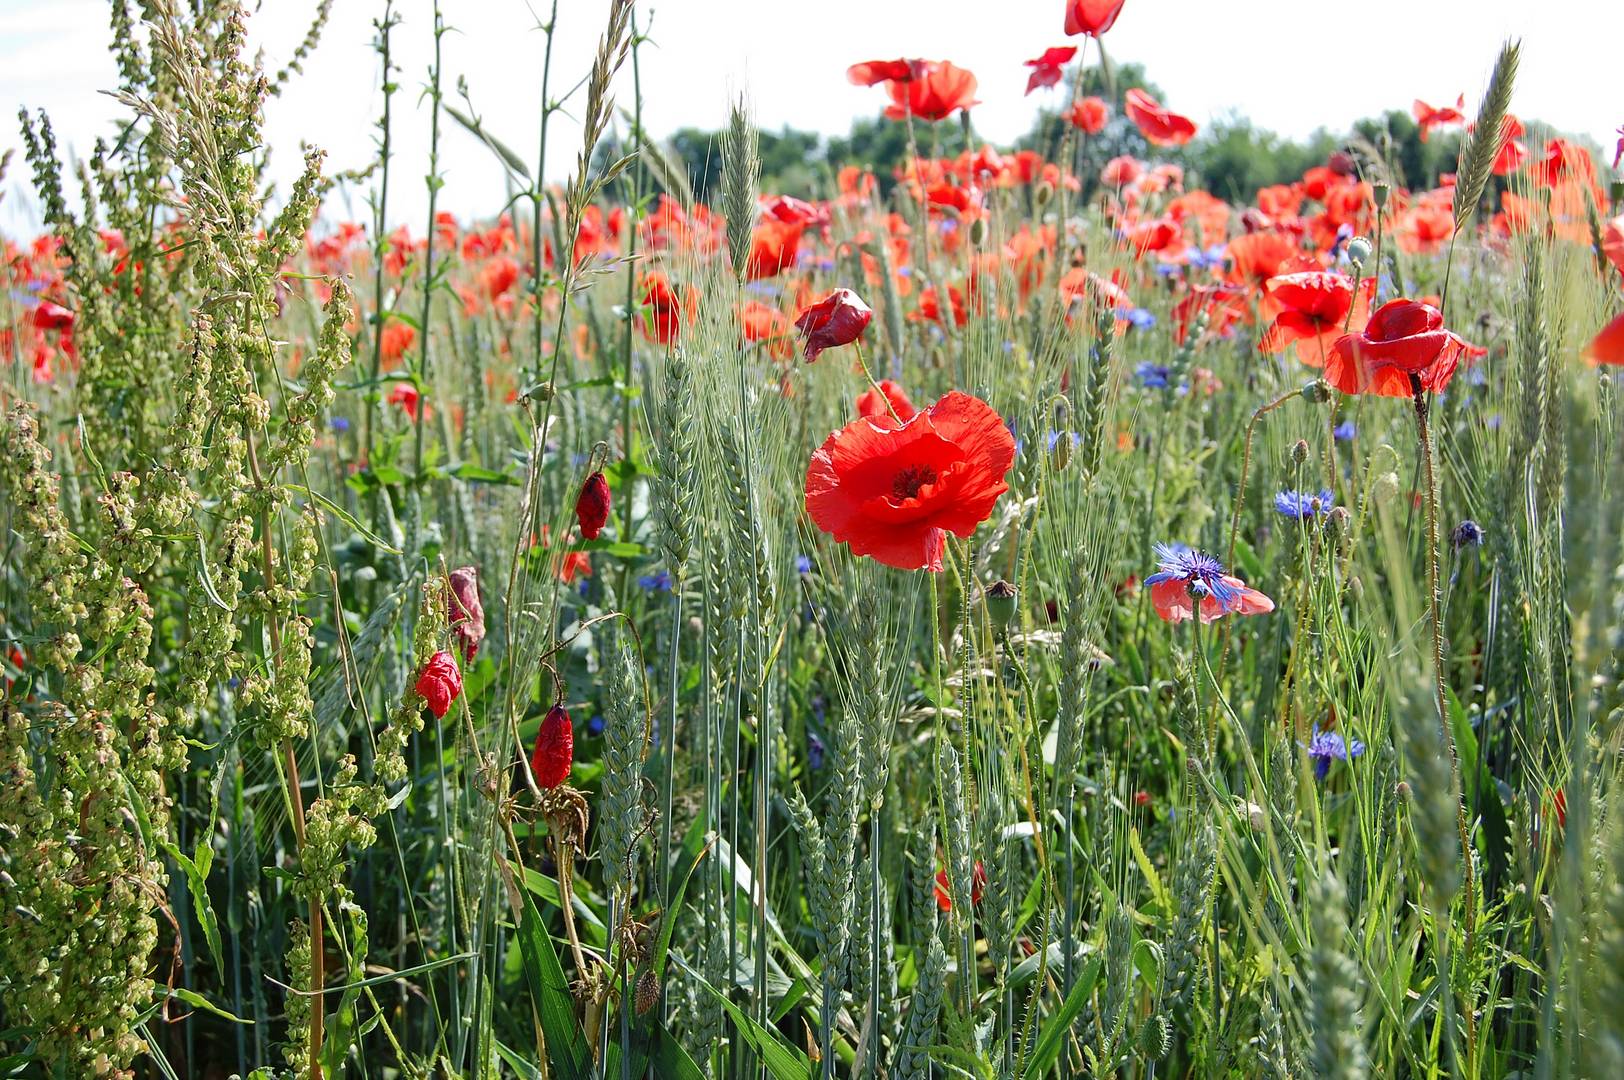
447 566 485 662
414 650 463 718
531 704 574 789
575 470 612 540
793 288 873 362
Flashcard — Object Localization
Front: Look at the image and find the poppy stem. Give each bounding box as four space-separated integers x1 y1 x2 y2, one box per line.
851 338 902 424
1410 373 1478 1049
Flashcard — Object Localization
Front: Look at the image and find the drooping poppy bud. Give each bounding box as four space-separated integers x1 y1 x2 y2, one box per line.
793 288 873 363
575 471 612 540
530 704 574 789
32 301 74 331
447 566 485 662
414 650 463 718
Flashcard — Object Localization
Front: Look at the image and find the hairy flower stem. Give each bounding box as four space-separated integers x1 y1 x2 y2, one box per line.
363 3 398 465
412 4 446 489
1410 375 1478 1054
531 0 559 382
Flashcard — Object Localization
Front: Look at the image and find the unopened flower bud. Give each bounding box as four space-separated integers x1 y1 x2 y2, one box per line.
1396 780 1412 799
1035 181 1054 208
1289 439 1310 465
1347 235 1373 266
969 216 987 246
1372 471 1399 505
1301 379 1330 404
1612 179 1624 204
1325 505 1351 537
1051 432 1072 471
1244 801 1267 831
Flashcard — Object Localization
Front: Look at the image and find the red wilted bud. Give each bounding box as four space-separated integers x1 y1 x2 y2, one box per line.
32 301 74 331
531 704 574 788
447 566 485 662
793 288 872 362
575 470 612 540
414 650 463 718
934 860 988 912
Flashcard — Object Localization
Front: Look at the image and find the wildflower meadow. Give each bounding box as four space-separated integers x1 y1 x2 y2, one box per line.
5 1 1624 1077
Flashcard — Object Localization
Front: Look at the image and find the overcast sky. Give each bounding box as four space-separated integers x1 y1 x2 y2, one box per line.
2 0 1619 235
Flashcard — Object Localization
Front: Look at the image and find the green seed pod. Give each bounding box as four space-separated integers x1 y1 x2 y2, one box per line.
969 216 987 246
1347 235 1373 266
1373 181 1391 209
984 580 1018 629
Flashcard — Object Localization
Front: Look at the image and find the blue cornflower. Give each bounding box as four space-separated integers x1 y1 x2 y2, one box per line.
587 714 606 737
1047 430 1081 451
1124 307 1156 330
795 554 813 575
1451 520 1485 548
637 569 673 592
1144 542 1240 610
330 415 351 433
1135 361 1172 389
807 732 826 770
1274 488 1335 519
1305 725 1365 780
1333 420 1357 442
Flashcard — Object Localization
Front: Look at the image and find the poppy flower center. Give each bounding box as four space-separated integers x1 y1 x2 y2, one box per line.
891 463 938 500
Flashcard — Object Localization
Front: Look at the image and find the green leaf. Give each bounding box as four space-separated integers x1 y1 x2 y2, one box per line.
449 462 521 486
444 103 533 181
166 986 253 1025
677 960 810 1080
157 838 224 976
516 886 592 1080
286 482 404 554
1022 956 1102 1080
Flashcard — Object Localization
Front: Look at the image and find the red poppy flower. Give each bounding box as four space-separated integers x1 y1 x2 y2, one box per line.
934 860 988 912
1533 138 1588 188
739 300 792 354
1145 544 1273 625
388 382 423 420
805 390 1015 572
448 566 486 662
745 218 804 280
32 301 74 331
575 470 612 540
847 58 926 86
883 62 979 122
1412 95 1465 142
1066 96 1109 134
1226 230 1302 293
1326 298 1483 397
1259 271 1374 365
1583 311 1624 366
1601 214 1624 280
794 288 873 362
1101 154 1141 187
415 650 463 718
1064 0 1127 36
531 704 574 789
857 379 917 422
1024 46 1077 95
762 194 827 228
641 272 695 344
380 320 416 370
1124 88 1196 147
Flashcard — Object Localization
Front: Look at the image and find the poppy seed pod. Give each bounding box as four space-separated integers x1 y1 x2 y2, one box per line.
575 471 612 540
1347 236 1373 266
1373 182 1390 208
984 580 1018 628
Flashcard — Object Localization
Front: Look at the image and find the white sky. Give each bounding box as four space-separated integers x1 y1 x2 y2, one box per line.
2 0 1619 235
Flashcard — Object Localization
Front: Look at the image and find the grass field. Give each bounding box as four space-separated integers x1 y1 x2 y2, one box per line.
3 2 1624 1078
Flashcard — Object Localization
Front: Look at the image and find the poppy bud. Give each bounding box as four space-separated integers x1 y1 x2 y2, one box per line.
1289 439 1310 465
531 704 574 788
1325 505 1351 538
414 650 463 719
1243 801 1267 831
1372 471 1399 505
1396 780 1412 799
575 470 612 540
793 288 873 363
1300 379 1330 404
1034 181 1054 208
1346 236 1372 266
1051 431 1072 471
984 580 1018 629
969 217 987 246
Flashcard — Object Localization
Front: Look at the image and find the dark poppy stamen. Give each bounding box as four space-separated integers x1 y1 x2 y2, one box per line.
891 464 938 500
